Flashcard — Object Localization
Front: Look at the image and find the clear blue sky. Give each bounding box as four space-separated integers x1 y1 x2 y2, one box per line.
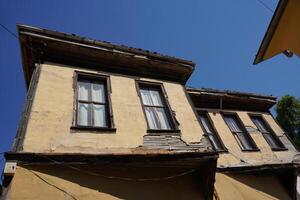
0 0 299 169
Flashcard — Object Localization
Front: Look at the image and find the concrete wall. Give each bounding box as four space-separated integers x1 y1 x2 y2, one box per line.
207 111 298 167
21 63 204 153
7 165 205 200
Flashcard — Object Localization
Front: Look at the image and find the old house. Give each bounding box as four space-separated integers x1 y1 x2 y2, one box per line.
187 88 300 200
1 24 299 200
1 25 217 200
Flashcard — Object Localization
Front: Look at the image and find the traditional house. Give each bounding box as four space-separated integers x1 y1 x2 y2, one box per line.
1 24 299 200
187 88 300 200
1 25 217 200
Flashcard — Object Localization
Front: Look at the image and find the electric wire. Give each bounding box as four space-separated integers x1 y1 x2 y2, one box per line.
33 154 198 182
0 22 39 55
256 0 274 13
0 23 18 39
27 169 78 200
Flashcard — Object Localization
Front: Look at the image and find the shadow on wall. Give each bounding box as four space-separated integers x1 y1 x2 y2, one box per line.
13 165 205 200
226 173 291 200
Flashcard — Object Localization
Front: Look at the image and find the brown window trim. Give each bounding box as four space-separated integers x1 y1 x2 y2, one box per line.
222 112 259 151
135 80 180 133
248 113 287 151
72 71 115 132
268 112 299 151
198 111 228 152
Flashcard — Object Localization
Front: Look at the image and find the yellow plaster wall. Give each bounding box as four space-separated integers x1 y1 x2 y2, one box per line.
264 0 300 60
207 111 297 167
22 63 204 153
7 165 205 200
214 173 291 200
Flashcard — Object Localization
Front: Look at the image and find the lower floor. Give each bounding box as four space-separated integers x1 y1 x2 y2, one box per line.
214 172 293 200
5 164 211 200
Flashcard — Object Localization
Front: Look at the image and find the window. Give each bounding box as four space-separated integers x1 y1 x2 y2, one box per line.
73 73 114 130
223 114 258 151
198 113 226 151
251 115 285 150
138 82 178 132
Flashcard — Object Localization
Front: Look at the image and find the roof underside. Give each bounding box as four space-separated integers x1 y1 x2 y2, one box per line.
18 25 195 87
186 87 277 112
5 151 218 169
254 0 300 64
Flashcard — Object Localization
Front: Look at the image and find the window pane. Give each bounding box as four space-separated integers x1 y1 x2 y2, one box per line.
155 107 171 129
199 114 224 150
236 132 254 150
199 115 213 134
224 116 242 132
140 88 163 106
150 90 163 106
252 117 268 133
78 80 91 101
140 89 153 106
208 135 223 151
78 103 92 126
92 82 105 103
264 133 280 149
94 104 107 127
145 107 159 129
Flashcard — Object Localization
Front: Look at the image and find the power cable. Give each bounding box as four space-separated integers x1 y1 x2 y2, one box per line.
32 154 198 182
0 23 18 39
256 0 274 13
27 169 78 200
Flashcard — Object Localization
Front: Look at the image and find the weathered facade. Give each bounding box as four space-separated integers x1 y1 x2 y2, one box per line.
187 88 300 200
1 25 217 200
1 24 299 200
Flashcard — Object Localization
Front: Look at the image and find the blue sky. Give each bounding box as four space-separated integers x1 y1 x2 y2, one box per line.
0 0 299 171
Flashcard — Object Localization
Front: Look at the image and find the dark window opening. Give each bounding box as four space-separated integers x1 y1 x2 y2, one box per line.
198 113 226 151
251 115 285 150
223 114 258 151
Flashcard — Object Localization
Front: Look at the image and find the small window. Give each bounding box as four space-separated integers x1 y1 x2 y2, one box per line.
73 73 114 130
138 82 178 132
223 114 258 151
198 113 226 151
251 115 285 150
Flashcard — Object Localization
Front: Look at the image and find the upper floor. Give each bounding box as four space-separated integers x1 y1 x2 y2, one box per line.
14 25 298 168
13 25 211 155
187 88 299 168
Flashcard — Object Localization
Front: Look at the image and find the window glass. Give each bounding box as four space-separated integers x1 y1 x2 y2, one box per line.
224 114 257 150
199 114 224 151
92 83 105 103
94 104 106 127
251 116 284 149
78 80 91 101
78 103 92 126
139 85 173 130
76 76 109 128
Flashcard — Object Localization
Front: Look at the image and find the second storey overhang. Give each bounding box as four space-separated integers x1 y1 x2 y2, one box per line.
18 24 195 88
186 87 277 112
4 151 218 169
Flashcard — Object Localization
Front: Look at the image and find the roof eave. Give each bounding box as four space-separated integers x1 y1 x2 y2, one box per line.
253 0 289 65
17 24 195 86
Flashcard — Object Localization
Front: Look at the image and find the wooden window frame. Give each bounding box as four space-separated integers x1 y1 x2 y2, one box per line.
71 71 116 132
248 114 287 151
198 111 228 152
222 112 259 152
135 80 180 134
